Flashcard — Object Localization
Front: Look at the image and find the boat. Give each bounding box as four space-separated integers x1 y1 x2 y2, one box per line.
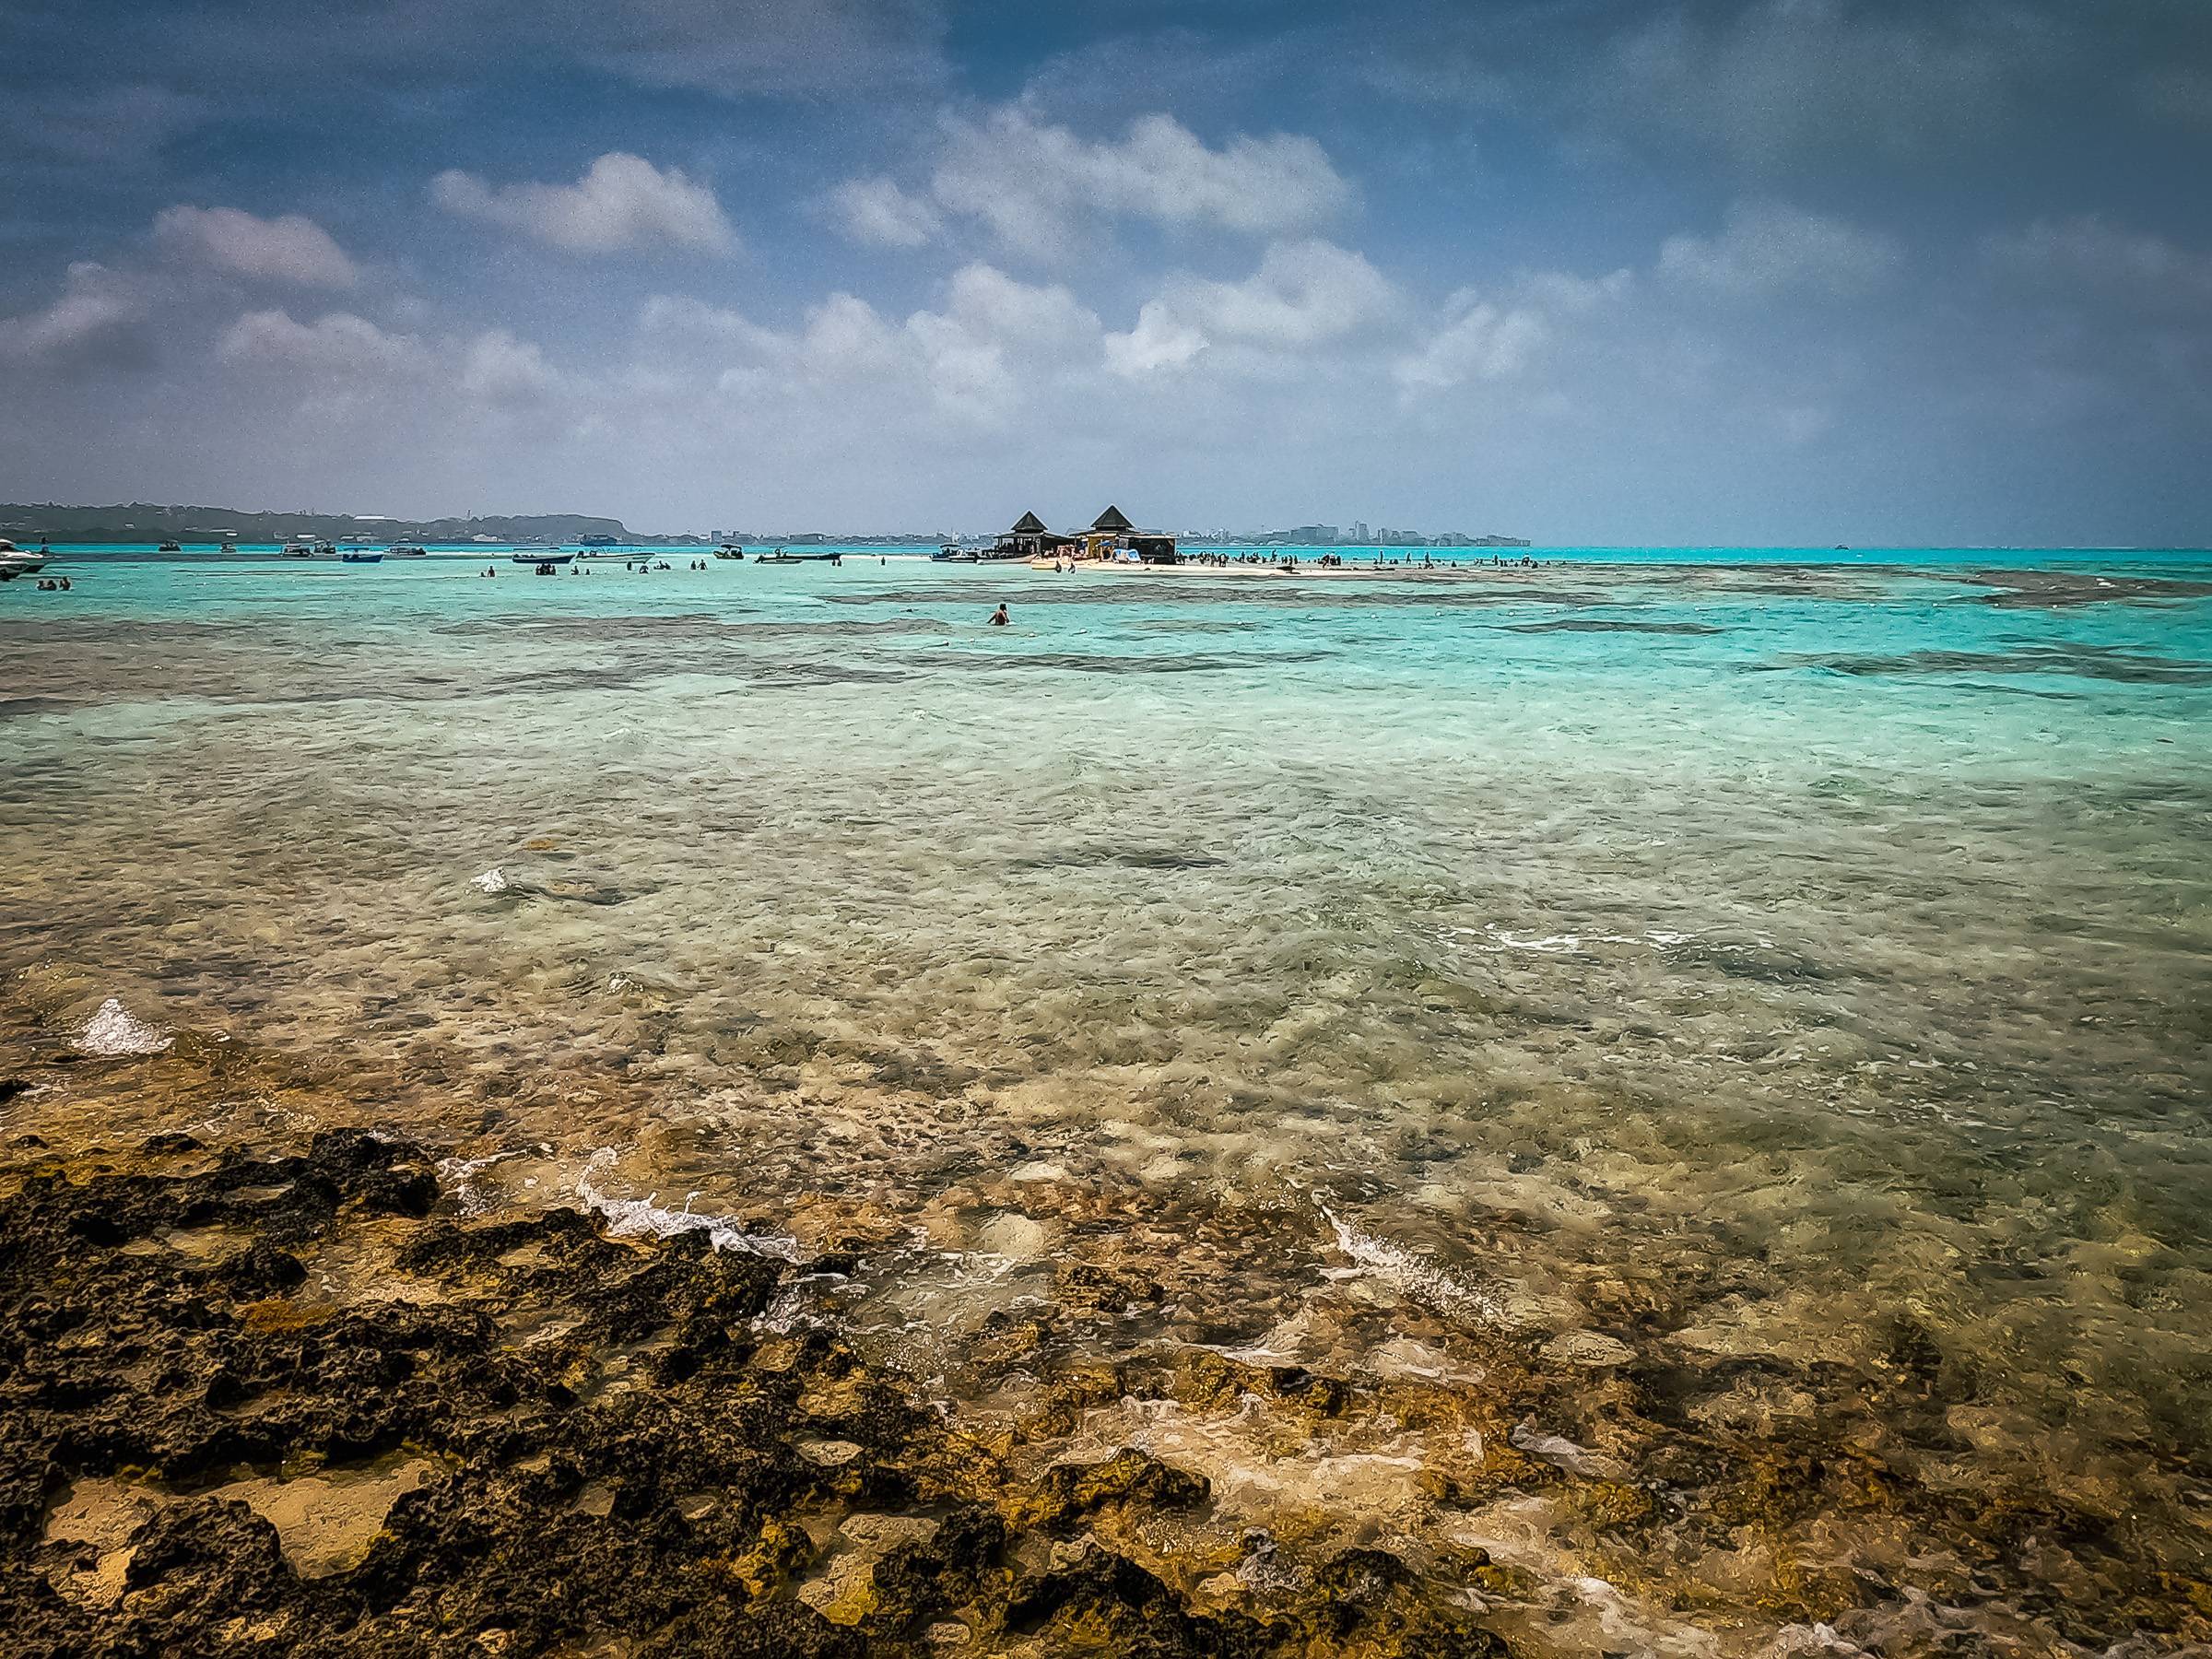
509 549 575 567
339 550 384 564
714 546 746 560
579 534 618 547
385 545 428 558
158 539 182 552
0 540 50 580
933 544 975 562
755 549 841 565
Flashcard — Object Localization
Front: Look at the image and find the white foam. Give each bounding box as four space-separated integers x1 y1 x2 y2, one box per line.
469 866 509 893
436 1147 540 1216
1321 1206 1503 1326
77 997 172 1056
577 1149 799 1262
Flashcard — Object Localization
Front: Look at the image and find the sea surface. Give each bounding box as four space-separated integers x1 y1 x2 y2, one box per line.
5 544 2211 1653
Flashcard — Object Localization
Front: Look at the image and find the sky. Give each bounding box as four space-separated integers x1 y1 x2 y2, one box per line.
3 1 2209 544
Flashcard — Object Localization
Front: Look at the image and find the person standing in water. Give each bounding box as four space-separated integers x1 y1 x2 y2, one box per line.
988 603 1010 627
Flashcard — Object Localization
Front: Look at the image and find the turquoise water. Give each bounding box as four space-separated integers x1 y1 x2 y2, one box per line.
5 544 2211 1651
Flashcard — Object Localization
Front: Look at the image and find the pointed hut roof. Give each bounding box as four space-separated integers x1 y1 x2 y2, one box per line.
1008 510 1048 535
1090 504 1134 532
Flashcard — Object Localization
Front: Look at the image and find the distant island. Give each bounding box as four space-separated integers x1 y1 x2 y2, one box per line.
2 502 1527 550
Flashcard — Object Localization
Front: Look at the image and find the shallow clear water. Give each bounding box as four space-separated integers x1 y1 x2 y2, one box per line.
6 544 2211 1651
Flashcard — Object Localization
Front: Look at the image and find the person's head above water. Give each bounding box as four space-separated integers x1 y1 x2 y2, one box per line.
989 603 1010 626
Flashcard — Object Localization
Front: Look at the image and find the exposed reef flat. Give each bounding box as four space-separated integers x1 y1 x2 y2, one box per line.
0 1128 1518 1656
4 1117 2207 1657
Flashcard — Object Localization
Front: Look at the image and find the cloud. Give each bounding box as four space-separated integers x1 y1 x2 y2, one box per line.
461 329 564 404
218 309 436 381
1104 301 1208 379
431 153 736 254
218 308 573 422
0 263 152 371
1658 200 1900 299
824 176 943 249
926 107 1353 250
154 205 359 288
644 263 1102 424
1393 296 1547 392
1985 217 2212 315
1390 265 1631 396
1158 240 1399 350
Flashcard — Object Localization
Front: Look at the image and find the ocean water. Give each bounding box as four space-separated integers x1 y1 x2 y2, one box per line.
5 544 2211 1652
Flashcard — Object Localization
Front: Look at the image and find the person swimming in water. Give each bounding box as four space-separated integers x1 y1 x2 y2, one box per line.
988 603 1010 627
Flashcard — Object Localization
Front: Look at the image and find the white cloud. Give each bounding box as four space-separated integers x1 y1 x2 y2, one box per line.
644 263 1103 425
0 262 149 367
431 152 736 255
218 309 436 380
824 175 943 249
1104 301 1207 379
153 205 358 288
927 107 1352 250
1658 200 1900 299
461 328 563 404
218 308 571 419
1393 297 1547 392
1390 265 1631 395
1159 239 1398 349
1986 217 2212 315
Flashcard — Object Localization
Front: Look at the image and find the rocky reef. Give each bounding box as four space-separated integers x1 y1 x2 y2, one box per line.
0 1129 1516 1656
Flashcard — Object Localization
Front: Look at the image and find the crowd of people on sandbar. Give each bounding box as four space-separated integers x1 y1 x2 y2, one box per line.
1188 550 1547 571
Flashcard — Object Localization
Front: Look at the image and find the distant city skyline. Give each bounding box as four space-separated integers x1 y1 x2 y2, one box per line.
4 2 2210 545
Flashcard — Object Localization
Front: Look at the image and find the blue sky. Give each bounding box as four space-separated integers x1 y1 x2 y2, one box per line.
4 0 2209 542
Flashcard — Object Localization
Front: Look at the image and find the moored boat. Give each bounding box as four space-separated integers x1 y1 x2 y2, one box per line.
386 545 428 558
509 549 575 566
339 550 384 563
158 540 182 552
0 539 50 580
755 549 841 564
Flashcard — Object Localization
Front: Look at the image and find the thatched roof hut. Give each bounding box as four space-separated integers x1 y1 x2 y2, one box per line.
1090 505 1133 533
1009 511 1048 535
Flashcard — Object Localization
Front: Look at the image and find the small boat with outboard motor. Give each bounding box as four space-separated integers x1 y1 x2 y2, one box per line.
0 539 52 580
510 548 576 567
714 546 746 560
158 539 182 552
755 548 841 565
385 545 428 558
339 550 384 564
